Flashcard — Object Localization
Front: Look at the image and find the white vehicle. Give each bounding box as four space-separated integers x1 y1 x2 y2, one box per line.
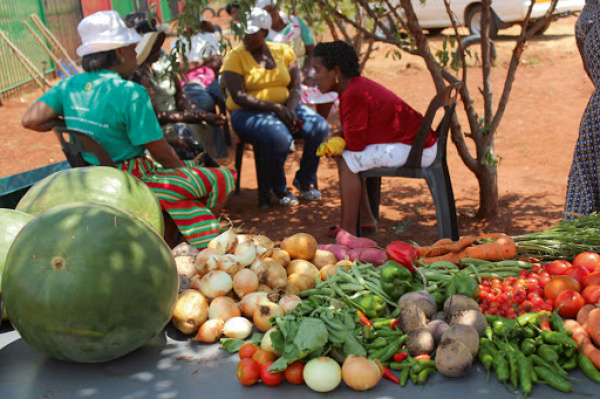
397 0 584 37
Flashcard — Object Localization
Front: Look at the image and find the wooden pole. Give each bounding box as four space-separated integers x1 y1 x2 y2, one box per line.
22 21 71 78
0 29 51 90
29 14 81 73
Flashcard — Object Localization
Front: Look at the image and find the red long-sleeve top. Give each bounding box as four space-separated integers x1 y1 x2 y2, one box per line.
339 76 437 152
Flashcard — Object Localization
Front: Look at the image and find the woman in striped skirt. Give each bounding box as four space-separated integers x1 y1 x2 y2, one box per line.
21 11 235 248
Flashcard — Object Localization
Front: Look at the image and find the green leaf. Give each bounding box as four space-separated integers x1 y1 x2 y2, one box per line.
293 318 328 352
220 338 244 353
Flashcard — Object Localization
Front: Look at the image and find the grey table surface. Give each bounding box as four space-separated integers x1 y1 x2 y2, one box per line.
0 322 593 399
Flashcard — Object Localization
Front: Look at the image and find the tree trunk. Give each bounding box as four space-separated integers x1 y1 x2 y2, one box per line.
476 165 498 218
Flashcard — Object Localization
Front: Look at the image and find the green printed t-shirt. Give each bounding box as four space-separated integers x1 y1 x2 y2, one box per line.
222 42 296 111
40 70 163 163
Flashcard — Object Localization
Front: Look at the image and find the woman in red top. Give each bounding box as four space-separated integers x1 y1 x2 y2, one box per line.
313 40 438 236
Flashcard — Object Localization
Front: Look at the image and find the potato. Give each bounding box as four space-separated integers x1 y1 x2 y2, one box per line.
284 282 301 296
320 265 338 281
450 309 488 337
406 327 435 356
280 233 318 260
286 259 319 278
311 249 337 269
443 294 480 316
265 262 288 289
435 339 473 378
398 290 437 318
287 273 315 291
271 248 291 267
440 324 479 357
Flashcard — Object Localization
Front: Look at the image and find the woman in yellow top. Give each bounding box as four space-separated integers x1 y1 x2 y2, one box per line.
222 7 329 207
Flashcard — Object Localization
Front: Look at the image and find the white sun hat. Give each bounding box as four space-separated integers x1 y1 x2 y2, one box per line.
244 7 272 34
76 10 143 57
255 0 276 8
135 31 166 66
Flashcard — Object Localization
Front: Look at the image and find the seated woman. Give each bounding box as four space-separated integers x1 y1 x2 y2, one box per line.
222 7 329 206
256 0 338 119
129 18 228 159
312 41 438 236
21 11 236 249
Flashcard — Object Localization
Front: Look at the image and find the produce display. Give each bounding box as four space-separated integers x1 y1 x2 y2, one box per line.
3 170 600 397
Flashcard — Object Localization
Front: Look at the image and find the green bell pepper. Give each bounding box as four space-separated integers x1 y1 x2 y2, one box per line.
445 274 480 300
380 260 413 301
355 294 388 318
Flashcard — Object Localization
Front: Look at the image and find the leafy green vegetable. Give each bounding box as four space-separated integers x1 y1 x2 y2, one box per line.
220 332 264 354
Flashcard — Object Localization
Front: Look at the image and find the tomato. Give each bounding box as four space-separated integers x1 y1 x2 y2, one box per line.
260 362 283 386
544 275 581 300
252 349 276 367
538 273 552 288
564 266 590 285
582 284 600 305
572 252 600 273
283 360 305 385
239 343 260 360
546 260 572 276
237 358 261 386
555 290 585 318
583 271 600 288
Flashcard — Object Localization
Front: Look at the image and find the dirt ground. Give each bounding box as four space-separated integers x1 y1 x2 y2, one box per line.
0 16 591 249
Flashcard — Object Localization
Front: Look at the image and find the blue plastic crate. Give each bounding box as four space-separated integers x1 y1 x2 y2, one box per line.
0 161 70 208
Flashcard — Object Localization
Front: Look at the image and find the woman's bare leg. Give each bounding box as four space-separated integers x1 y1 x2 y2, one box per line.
337 157 362 235
359 181 378 227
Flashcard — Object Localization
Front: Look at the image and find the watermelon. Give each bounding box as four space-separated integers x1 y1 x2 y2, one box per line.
2 202 178 363
16 166 164 235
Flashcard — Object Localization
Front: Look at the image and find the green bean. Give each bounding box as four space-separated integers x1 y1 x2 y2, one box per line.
300 288 335 297
400 367 410 386
338 283 367 292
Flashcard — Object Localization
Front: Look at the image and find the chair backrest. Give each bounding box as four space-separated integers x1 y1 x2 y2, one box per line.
405 82 463 168
54 127 116 168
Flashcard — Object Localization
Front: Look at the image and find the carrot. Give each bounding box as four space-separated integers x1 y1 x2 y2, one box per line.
463 236 517 261
432 238 453 247
577 304 596 326
421 250 465 264
585 308 600 347
417 236 475 257
417 245 452 257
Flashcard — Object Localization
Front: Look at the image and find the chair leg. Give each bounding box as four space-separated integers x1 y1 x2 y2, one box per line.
234 142 243 195
357 177 382 237
251 142 272 209
425 166 459 240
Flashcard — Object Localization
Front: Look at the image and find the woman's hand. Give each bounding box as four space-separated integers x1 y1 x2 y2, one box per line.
200 111 225 126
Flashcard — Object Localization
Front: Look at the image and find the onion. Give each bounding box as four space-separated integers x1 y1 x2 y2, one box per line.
207 227 237 255
303 357 342 392
190 274 201 290
256 283 272 293
216 254 242 276
261 327 282 356
232 268 259 298
175 255 198 279
250 234 274 258
279 294 302 314
253 302 284 332
250 258 268 282
208 296 241 321
171 242 200 257
234 240 257 267
223 316 253 339
195 248 220 276
192 319 224 343
198 270 233 298
238 291 271 318
341 355 383 391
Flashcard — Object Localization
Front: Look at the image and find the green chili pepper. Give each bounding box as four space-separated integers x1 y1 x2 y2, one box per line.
533 366 573 393
507 348 519 389
515 349 532 397
578 353 600 383
493 351 510 383
355 294 388 319
417 367 436 385
540 330 578 350
484 325 493 340
550 308 568 333
561 356 578 371
517 311 540 326
371 317 398 329
520 338 537 356
380 260 413 301
477 347 494 371
400 367 410 386
493 319 513 338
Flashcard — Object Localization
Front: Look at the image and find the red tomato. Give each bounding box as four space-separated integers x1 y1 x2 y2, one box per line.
237 358 261 386
565 266 590 285
546 260 572 276
572 252 600 273
555 290 585 318
260 362 283 386
544 275 581 300
538 274 552 288
582 284 600 304
283 361 305 385
239 343 260 360
251 349 276 367
583 271 600 288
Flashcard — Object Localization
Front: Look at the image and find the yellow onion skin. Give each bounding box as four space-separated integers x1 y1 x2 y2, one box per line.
341 355 383 391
